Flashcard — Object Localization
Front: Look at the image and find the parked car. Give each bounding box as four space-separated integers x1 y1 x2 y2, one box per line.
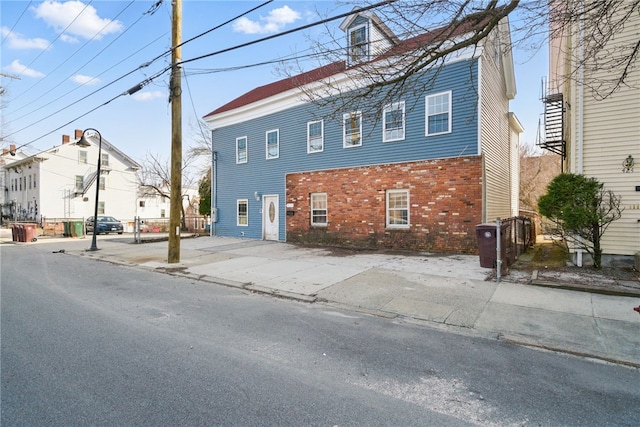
85 216 124 235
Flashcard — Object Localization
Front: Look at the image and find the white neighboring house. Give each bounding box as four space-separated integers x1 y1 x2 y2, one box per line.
136 183 201 222
543 3 639 266
1 144 30 220
3 129 140 223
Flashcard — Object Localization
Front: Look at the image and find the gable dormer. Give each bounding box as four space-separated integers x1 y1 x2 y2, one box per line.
340 10 399 65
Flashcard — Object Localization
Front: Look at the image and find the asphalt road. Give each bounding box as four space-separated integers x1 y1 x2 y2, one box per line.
2 243 639 426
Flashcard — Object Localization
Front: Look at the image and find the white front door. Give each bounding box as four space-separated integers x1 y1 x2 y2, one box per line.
262 195 279 241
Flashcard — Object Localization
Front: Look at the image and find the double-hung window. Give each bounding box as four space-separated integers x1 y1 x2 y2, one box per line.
307 120 324 153
343 112 362 148
386 189 409 228
101 153 110 168
79 150 87 164
237 199 248 226
383 101 405 142
426 91 452 136
75 175 84 191
99 176 106 191
310 193 327 226
266 129 279 159
349 25 368 63
236 136 248 164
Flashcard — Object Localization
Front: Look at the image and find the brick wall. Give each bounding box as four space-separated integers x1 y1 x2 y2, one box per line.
286 156 483 253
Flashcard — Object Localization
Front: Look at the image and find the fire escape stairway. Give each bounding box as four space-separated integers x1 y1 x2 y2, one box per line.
75 169 98 197
539 92 566 157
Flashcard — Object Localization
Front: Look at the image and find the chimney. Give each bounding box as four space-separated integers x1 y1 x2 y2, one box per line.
10 144 16 152
2 149 7 156
62 135 70 144
75 129 83 139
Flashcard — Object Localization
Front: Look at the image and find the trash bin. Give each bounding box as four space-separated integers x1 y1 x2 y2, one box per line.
23 223 37 242
71 220 84 237
63 221 71 237
476 223 507 268
11 224 17 242
16 224 25 242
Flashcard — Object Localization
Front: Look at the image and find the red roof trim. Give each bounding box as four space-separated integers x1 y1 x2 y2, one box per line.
204 10 500 118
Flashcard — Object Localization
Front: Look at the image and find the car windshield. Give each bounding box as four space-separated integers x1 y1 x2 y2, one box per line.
98 216 118 222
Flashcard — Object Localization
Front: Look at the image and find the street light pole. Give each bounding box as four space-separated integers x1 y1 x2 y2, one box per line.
76 128 102 251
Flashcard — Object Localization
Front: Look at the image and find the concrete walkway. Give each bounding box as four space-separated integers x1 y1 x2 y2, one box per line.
3 232 640 367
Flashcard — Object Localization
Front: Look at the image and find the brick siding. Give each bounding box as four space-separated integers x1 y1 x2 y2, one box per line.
286 156 483 253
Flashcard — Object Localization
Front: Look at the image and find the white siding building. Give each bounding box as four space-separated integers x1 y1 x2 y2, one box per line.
3 130 140 223
545 3 640 265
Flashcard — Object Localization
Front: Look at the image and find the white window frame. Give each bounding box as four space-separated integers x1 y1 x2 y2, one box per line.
98 201 105 215
383 101 406 142
349 24 369 63
75 175 83 191
101 153 110 167
237 199 248 226
307 120 324 153
310 193 327 226
99 176 106 191
386 189 410 229
79 150 87 164
236 136 248 164
343 112 362 148
265 129 279 159
425 91 452 136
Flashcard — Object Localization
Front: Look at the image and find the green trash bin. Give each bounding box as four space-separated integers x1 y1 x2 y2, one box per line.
72 221 84 237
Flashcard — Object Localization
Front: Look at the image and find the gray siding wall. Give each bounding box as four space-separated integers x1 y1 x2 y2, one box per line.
211 59 480 240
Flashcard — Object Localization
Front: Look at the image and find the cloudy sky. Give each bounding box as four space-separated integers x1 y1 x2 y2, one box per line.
1 1 546 162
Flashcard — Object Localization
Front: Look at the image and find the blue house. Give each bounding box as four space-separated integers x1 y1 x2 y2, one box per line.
203 9 522 253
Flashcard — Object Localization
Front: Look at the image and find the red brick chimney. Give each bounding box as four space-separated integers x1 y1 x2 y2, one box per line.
10 144 16 153
2 149 7 156
75 129 83 139
62 135 70 144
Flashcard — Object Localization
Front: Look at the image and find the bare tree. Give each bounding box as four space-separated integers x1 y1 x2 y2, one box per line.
137 150 201 230
185 118 213 176
519 144 561 212
291 0 639 119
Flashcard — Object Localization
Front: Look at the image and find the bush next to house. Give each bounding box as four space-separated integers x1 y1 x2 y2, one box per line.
538 173 623 269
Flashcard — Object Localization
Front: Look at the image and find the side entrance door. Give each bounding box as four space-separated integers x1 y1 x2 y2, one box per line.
262 195 279 241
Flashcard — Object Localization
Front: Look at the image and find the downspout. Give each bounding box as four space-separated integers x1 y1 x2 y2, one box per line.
575 0 584 267
211 130 217 237
478 57 486 222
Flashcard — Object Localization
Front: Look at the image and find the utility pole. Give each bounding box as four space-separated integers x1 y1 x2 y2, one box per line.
168 0 183 263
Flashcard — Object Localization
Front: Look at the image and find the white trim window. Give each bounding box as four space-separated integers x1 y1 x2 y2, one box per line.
349 24 368 63
266 129 279 159
310 193 327 226
307 120 324 153
425 91 452 136
236 136 248 164
79 150 87 164
383 101 405 142
386 189 409 228
101 153 110 167
237 199 248 226
343 112 362 148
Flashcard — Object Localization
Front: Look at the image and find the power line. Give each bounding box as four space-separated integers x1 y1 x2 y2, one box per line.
0 0 34 47
5 0 276 149
8 1 137 108
9 1 397 151
7 0 95 102
178 0 397 66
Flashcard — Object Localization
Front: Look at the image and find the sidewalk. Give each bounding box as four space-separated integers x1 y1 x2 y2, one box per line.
4 232 640 367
